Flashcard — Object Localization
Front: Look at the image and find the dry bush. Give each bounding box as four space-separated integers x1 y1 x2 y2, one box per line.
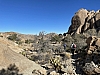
65 53 71 59
0 64 23 75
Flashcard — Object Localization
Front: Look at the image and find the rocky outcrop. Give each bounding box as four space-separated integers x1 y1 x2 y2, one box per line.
83 36 100 74
86 36 100 55
83 61 100 75
68 8 100 35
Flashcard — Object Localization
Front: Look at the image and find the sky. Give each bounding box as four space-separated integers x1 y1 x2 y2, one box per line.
0 0 100 35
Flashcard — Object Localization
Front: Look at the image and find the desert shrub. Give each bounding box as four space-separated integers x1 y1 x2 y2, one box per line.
32 69 42 75
63 33 67 37
64 53 71 59
50 57 62 72
62 34 74 44
16 41 23 45
0 64 22 75
7 34 17 41
39 31 46 36
72 33 87 50
84 29 97 37
25 39 34 44
51 35 61 43
38 41 50 53
21 51 27 57
38 31 46 44
7 34 21 43
31 54 44 62
0 35 3 37
30 53 52 65
45 54 52 63
53 46 64 53
25 39 30 44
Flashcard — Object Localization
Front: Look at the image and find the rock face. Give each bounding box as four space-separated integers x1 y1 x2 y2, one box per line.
83 61 100 75
83 36 100 74
0 39 46 75
86 36 100 55
68 8 100 35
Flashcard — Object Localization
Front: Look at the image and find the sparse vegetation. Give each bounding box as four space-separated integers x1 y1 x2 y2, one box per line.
51 35 61 44
25 39 34 44
0 64 23 75
16 41 23 45
50 57 62 72
72 33 87 50
7 34 18 41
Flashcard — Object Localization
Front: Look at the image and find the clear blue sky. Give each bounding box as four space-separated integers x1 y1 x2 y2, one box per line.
0 0 100 34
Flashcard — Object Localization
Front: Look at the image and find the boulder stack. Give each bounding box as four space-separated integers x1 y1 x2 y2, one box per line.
68 8 100 35
83 36 100 74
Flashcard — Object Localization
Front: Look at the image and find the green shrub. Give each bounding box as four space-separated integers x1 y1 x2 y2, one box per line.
7 34 21 42
25 39 34 44
16 41 23 45
7 34 17 41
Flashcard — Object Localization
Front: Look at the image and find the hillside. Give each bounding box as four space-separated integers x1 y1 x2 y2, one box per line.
0 8 100 75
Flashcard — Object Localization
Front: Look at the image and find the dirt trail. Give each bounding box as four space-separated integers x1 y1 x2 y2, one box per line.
62 53 82 75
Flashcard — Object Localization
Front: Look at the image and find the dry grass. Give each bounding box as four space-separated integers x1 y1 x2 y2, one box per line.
65 53 71 59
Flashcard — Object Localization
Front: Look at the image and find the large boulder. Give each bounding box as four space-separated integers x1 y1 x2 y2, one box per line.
68 8 100 35
86 36 100 52
86 36 97 47
68 8 88 34
0 42 46 75
83 61 100 74
95 38 100 47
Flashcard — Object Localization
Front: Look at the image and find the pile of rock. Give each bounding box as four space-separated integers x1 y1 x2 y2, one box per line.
83 61 100 74
83 36 100 74
86 36 100 55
